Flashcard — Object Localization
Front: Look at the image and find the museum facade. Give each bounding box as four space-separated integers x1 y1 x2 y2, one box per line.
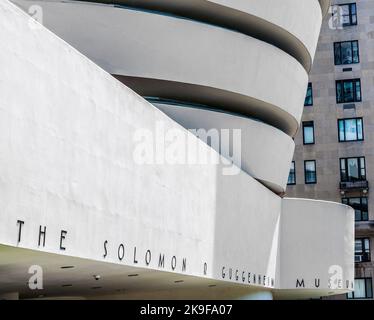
0 0 354 299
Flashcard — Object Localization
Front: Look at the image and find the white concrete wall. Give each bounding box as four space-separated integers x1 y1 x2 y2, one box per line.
210 0 323 62
0 0 281 287
155 103 295 193
11 0 309 136
280 198 354 296
46 0 327 71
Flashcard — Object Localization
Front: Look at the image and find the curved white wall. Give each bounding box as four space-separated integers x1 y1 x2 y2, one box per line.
155 103 294 193
75 0 327 71
279 198 354 298
209 0 323 65
12 0 309 136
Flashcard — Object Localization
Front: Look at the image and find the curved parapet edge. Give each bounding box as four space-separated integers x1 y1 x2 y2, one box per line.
278 198 355 298
74 0 324 71
154 102 295 194
319 0 331 16
11 0 308 136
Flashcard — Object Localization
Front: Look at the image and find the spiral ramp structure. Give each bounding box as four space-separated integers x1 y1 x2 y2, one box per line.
0 0 354 299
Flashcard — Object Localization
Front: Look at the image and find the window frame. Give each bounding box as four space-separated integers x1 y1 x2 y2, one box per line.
287 161 296 185
302 121 315 145
347 278 373 299
339 156 366 182
355 238 371 263
335 3 358 27
337 117 364 142
304 160 317 184
334 40 360 65
304 83 313 106
342 197 368 221
336 79 362 104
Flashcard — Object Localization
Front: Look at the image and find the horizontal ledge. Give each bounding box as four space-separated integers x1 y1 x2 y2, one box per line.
152 100 295 193
11 0 308 136
77 0 320 71
115 75 300 137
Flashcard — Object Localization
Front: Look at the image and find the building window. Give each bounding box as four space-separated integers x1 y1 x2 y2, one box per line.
347 278 373 299
336 79 361 103
287 161 296 185
355 238 371 262
304 160 317 184
342 197 368 221
334 3 358 27
334 40 359 65
338 118 363 142
304 83 313 106
340 157 366 182
303 121 315 145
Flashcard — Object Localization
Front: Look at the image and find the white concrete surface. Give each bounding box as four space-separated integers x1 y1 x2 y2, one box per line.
0 0 282 286
57 0 328 71
154 103 294 193
210 0 323 65
11 0 309 136
280 198 354 293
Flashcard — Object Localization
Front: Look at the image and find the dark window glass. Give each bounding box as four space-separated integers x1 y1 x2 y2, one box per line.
334 3 358 27
352 41 360 63
355 238 371 262
342 197 368 221
336 79 361 103
338 118 363 142
304 83 313 106
303 121 315 145
304 160 317 184
340 157 366 182
287 161 296 185
347 278 373 299
334 41 359 65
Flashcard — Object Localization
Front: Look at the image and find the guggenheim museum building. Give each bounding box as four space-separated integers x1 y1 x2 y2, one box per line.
0 0 354 299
